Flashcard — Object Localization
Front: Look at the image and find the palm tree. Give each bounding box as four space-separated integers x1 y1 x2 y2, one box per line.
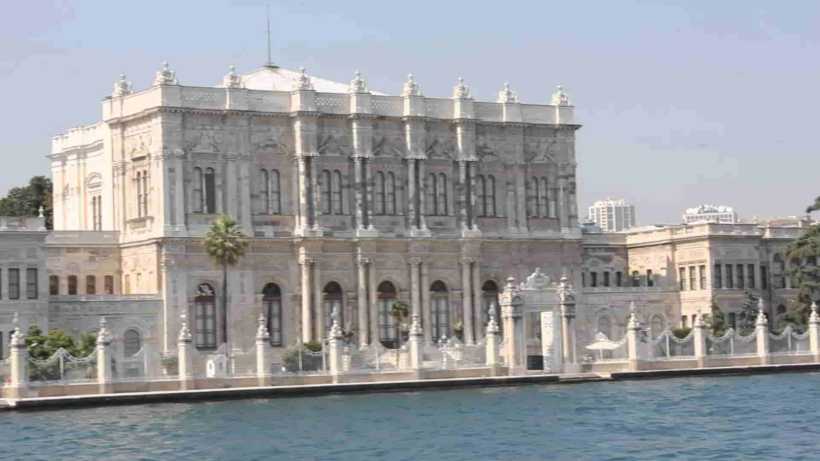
806 196 820 214
204 215 249 354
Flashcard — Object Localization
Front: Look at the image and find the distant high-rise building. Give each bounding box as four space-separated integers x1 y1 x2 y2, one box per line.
587 198 636 232
683 205 737 224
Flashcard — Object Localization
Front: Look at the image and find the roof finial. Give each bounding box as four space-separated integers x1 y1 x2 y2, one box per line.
223 65 242 89
264 3 277 68
497 82 517 103
349 69 368 94
402 73 422 97
294 67 314 91
452 76 471 99
113 73 132 97
551 84 570 106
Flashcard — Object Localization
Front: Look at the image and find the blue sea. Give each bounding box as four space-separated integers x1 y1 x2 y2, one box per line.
3 373 820 460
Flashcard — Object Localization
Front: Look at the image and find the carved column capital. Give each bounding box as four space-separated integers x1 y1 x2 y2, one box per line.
408 257 423 266
299 255 316 266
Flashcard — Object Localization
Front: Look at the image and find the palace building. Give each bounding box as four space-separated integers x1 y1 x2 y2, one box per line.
0 61 807 374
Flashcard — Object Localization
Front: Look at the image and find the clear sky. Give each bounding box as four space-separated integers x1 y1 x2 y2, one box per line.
2 0 818 224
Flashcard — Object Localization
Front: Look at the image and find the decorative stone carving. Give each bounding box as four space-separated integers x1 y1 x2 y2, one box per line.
349 70 368 94
401 73 422 97
256 313 270 341
113 74 133 97
452 77 471 99
551 84 570 106
294 67 314 91
96 317 112 345
557 273 576 304
178 312 193 342
153 61 178 86
522 267 551 290
223 65 243 89
497 82 517 103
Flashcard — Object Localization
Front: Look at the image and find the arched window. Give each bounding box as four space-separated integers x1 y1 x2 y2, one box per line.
263 283 283 346
135 171 143 218
123 329 142 357
476 175 486 217
528 177 539 217
86 275 96 295
192 167 204 213
68 275 78 295
385 172 396 215
487 175 496 217
323 282 344 334
375 172 386 215
597 315 613 339
481 280 500 331
436 173 447 215
195 283 217 350
321 169 332 215
332 170 344 215
430 281 450 341
377 281 397 347
259 169 270 214
426 173 436 215
650 315 665 338
204 168 216 214
539 177 548 217
270 169 281 214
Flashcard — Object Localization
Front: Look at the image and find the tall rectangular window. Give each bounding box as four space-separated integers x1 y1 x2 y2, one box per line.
728 312 737 329
603 271 610 287
689 266 696 292
590 272 598 287
616 271 623 287
698 265 706 290
49 275 59 296
736 264 744 289
8 268 19 300
104 275 114 295
86 275 96 295
747 264 756 289
646 269 654 287
761 266 768 290
725 265 734 289
26 268 37 299
679 267 686 291
714 263 722 289
68 275 78 295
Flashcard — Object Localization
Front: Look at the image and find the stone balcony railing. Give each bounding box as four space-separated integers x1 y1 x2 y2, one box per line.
0 216 47 232
99 84 575 127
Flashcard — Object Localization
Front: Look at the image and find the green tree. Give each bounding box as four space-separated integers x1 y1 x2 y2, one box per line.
806 196 820 214
784 221 820 327
25 326 97 380
705 303 728 336
0 176 53 229
737 291 759 334
204 215 249 351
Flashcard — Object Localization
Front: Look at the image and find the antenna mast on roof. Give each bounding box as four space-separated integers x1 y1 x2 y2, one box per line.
265 4 277 68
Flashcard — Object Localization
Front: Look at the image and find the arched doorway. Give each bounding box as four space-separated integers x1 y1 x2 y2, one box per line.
430 281 450 341
377 281 398 348
194 283 217 350
323 282 344 335
263 283 283 346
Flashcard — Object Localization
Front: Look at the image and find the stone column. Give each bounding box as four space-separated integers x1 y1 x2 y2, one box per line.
515 162 528 232
354 156 365 230
472 259 482 340
558 177 569 232
225 155 238 218
720 264 727 290
500 277 524 375
409 258 422 319
313 259 324 340
753 263 761 291
809 302 820 362
357 255 370 347
417 159 428 231
458 161 468 230
328 314 345 381
297 156 309 232
693 311 707 368
421 262 432 344
174 152 185 230
407 159 417 230
178 313 194 390
256 314 271 386
310 155 321 230
408 314 424 374
755 298 770 365
96 318 113 394
626 312 641 372
461 258 475 345
7 320 28 400
468 161 478 230
364 158 374 230
299 255 314 343
368 258 379 345
238 157 252 232
485 309 500 371
558 275 577 368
